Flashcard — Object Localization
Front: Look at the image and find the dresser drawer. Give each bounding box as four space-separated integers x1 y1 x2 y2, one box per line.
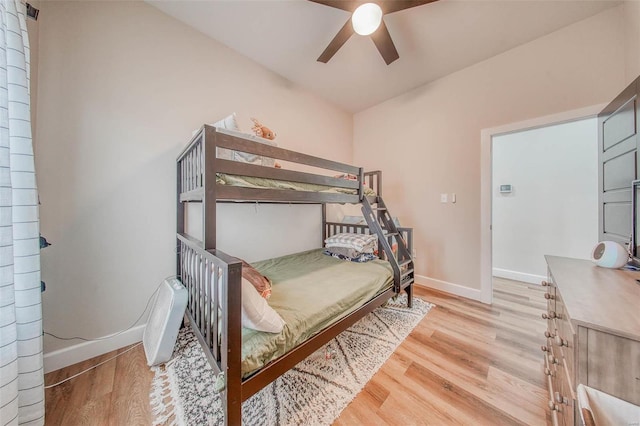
554 291 575 380
557 328 574 380
547 345 565 399
542 283 560 323
542 279 556 311
545 353 563 426
556 368 575 426
547 348 574 426
543 280 556 311
586 328 640 405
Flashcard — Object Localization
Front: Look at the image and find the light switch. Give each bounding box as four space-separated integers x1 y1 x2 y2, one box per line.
440 193 448 203
452 193 456 203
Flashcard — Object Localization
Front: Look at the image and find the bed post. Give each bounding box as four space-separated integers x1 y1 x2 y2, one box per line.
321 204 327 246
406 284 413 309
222 258 243 425
357 167 364 200
177 158 184 274
203 125 217 250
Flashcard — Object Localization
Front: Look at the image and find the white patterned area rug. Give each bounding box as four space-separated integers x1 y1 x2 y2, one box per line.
150 294 433 426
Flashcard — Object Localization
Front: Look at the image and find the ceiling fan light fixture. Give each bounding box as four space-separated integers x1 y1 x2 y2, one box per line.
351 3 383 36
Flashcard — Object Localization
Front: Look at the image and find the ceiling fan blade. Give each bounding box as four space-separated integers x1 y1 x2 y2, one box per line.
371 20 399 65
380 0 438 15
307 0 357 12
317 19 354 63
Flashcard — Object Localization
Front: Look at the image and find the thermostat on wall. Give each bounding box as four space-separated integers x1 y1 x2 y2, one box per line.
499 184 512 193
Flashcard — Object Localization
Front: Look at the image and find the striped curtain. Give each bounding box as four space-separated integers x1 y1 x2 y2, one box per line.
0 1 44 425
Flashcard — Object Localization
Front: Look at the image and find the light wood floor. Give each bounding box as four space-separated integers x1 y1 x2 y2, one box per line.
44 278 548 425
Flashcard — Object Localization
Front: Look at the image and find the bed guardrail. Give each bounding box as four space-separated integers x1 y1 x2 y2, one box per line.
177 126 378 205
178 232 223 367
177 131 205 202
177 232 243 424
363 170 382 197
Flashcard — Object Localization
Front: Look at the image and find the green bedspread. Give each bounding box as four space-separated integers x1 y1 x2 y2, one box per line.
217 173 377 197
241 249 393 377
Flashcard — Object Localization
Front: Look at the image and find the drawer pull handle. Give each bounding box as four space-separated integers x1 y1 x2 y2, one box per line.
544 331 555 339
541 281 549 287
555 335 568 347
544 367 554 377
542 312 557 319
548 401 558 411
541 345 549 353
547 354 559 365
555 392 568 405
544 293 555 300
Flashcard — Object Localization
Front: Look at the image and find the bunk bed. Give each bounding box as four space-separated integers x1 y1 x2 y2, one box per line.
176 125 415 424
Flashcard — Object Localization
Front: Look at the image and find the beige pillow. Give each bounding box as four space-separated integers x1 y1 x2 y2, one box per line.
241 260 272 299
210 265 284 334
213 113 240 162
241 278 285 333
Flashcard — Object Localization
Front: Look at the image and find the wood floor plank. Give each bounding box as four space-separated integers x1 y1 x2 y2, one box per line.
404 361 526 425
45 279 549 425
45 350 118 426
395 343 544 425
44 344 151 426
108 344 154 425
486 366 548 419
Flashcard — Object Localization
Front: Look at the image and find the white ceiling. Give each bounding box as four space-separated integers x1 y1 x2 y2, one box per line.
149 0 619 112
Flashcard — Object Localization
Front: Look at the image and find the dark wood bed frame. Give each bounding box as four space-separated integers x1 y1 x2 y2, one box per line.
176 125 415 424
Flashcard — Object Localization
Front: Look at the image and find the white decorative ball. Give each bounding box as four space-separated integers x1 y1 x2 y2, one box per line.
591 241 629 269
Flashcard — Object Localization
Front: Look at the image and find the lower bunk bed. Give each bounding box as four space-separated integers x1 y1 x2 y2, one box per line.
178 231 411 425
240 248 393 379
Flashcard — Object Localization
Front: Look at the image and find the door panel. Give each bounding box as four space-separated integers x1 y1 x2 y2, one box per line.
603 98 636 152
603 150 636 192
598 78 639 247
603 202 631 238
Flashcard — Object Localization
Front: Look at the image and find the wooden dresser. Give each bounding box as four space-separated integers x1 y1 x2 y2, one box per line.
543 256 640 426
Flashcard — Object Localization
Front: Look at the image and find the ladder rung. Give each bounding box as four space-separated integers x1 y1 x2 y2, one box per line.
385 232 399 237
399 259 412 267
401 276 414 286
371 207 387 211
401 268 414 277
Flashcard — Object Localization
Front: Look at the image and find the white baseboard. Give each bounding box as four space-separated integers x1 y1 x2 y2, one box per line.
415 274 484 302
43 324 146 374
492 268 546 285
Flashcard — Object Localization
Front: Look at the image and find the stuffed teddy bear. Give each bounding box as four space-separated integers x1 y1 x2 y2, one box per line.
251 117 276 140
250 118 281 168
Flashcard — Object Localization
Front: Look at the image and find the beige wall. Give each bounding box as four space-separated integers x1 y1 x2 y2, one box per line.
624 1 640 83
353 6 626 297
36 1 352 358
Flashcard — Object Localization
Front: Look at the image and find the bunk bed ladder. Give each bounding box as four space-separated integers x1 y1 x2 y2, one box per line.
361 197 415 307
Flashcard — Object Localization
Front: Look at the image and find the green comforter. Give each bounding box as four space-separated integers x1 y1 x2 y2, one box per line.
241 249 393 377
217 173 377 196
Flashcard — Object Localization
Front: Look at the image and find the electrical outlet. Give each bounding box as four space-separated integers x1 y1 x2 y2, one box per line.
440 193 448 203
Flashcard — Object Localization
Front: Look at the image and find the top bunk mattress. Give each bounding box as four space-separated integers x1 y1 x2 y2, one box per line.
241 248 393 378
216 173 376 197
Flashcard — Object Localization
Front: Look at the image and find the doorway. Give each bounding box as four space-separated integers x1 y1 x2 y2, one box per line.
492 118 598 285
480 104 605 303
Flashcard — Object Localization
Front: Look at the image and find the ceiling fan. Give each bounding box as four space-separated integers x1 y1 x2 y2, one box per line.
309 0 438 65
